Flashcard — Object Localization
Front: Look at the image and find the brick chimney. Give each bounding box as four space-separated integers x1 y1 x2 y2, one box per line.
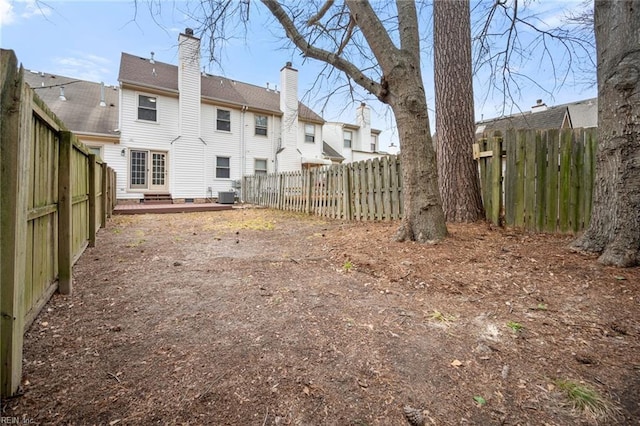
278 62 299 172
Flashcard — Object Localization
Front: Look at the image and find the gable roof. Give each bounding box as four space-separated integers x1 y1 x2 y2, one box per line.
476 98 598 135
322 141 345 162
118 52 324 123
23 70 120 138
477 105 569 135
566 98 598 128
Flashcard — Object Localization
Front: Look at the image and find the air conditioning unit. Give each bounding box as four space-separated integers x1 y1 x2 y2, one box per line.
217 191 235 204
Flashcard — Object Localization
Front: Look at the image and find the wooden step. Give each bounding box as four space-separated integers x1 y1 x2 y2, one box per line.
143 193 172 204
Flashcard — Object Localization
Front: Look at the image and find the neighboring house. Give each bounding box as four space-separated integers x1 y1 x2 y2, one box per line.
322 102 384 164
23 70 120 158
111 28 327 203
476 98 598 136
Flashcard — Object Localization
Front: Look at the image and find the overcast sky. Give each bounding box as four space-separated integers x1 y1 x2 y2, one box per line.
1 0 597 150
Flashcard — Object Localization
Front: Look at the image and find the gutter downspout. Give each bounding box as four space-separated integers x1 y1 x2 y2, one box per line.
272 113 278 174
240 105 248 201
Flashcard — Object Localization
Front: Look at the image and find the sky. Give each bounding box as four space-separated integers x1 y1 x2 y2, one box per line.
0 0 597 151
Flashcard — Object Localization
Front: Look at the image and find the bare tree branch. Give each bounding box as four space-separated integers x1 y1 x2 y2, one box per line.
344 0 399 71
472 0 595 115
260 0 384 98
307 0 335 26
396 0 420 58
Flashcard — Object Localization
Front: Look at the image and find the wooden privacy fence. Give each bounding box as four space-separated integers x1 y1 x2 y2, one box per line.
475 128 597 233
1 49 116 397
243 155 403 220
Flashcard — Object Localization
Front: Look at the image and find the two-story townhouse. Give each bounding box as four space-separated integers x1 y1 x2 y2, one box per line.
115 28 327 203
322 102 384 164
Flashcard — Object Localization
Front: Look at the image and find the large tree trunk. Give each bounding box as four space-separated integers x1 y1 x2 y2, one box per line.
433 0 484 222
387 61 448 243
262 0 448 243
571 0 640 267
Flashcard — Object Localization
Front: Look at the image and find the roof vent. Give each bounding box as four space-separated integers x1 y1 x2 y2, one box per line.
59 87 66 101
285 61 292 68
266 82 270 91
150 51 155 64
185 28 194 36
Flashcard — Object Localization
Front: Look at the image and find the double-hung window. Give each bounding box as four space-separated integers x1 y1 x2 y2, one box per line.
343 130 353 149
216 156 230 178
217 109 231 131
255 115 268 136
304 124 315 143
255 159 268 175
370 135 377 152
138 95 157 122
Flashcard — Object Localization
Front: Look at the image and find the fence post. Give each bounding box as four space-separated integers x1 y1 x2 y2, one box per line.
0 50 30 398
88 154 97 247
490 134 502 225
342 165 351 220
305 169 312 214
58 131 73 295
101 163 108 227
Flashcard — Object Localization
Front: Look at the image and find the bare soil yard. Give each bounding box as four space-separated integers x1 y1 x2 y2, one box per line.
3 208 640 425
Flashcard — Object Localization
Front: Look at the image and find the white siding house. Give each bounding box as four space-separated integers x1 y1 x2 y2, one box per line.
115 28 326 203
322 103 384 164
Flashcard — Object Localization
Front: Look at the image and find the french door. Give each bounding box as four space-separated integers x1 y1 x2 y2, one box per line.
130 150 168 191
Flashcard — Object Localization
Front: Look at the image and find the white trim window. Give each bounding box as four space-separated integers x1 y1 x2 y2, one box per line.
343 130 353 149
370 135 377 152
216 156 230 178
254 158 268 175
86 145 102 159
217 109 231 131
138 95 157 122
304 123 315 143
255 115 268 136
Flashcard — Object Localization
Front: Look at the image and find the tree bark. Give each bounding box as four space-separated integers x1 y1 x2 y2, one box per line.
433 0 484 222
260 0 447 242
386 53 448 242
347 0 447 242
571 0 640 267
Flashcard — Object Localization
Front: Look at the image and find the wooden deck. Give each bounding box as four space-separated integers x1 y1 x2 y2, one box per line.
114 202 234 215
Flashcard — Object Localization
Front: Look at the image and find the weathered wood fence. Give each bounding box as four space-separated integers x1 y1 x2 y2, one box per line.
1 49 116 397
245 128 597 234
475 128 597 233
243 156 403 220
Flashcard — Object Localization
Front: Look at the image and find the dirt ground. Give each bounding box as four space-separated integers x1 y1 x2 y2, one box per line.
3 208 639 425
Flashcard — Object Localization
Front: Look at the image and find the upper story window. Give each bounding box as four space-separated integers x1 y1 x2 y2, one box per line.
371 135 377 152
255 158 268 175
255 115 268 136
343 130 353 149
217 109 231 131
138 95 157 122
304 124 315 143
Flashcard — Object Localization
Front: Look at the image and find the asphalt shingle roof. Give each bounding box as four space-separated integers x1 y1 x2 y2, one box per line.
118 52 324 123
476 98 598 135
322 141 345 161
477 106 569 135
24 70 120 137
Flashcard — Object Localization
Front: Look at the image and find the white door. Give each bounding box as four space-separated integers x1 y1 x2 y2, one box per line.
130 150 168 191
149 151 168 191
